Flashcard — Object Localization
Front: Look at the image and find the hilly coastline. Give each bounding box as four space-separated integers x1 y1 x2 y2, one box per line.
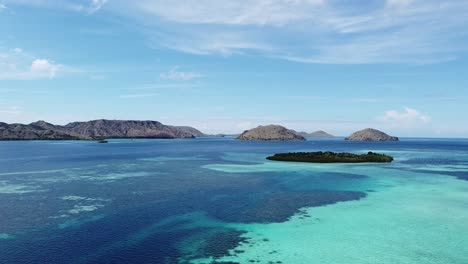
1 120 399 143
0 120 205 140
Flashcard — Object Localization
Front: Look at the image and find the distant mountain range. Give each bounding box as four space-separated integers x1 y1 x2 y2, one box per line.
0 120 205 140
0 120 398 142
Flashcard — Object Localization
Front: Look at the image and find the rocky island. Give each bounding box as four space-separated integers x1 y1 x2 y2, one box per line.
345 128 399 141
295 130 335 138
0 120 205 141
267 151 394 163
237 125 306 141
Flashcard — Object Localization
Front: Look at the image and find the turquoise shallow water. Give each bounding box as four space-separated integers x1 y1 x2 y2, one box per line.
198 166 468 264
0 138 468 263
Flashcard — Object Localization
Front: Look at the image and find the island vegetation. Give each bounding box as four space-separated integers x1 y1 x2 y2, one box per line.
266 151 394 163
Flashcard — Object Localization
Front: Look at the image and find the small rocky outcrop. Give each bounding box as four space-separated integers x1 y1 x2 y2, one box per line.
309 130 335 138
345 128 399 142
296 130 335 138
237 125 306 141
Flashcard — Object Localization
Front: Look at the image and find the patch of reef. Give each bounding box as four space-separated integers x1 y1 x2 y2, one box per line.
267 151 394 163
205 190 366 223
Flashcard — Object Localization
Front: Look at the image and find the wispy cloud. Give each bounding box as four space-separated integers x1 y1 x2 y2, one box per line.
87 0 107 14
3 0 106 14
282 95 382 103
160 66 202 81
0 3 6 10
119 93 159 99
282 95 323 100
134 0 325 26
386 0 415 8
350 98 381 103
130 83 201 91
0 105 21 115
109 0 468 64
7 0 468 64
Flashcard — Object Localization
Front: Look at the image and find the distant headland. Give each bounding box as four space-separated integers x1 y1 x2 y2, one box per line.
0 120 205 141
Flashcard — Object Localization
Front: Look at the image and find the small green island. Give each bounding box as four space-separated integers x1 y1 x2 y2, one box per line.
266 151 394 163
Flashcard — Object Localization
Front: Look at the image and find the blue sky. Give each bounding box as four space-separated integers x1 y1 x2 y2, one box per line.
1 0 468 137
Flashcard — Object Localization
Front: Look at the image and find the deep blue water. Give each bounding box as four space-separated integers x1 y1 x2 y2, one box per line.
1 137 468 264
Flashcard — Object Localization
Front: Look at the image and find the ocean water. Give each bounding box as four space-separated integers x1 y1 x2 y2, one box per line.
1 137 468 264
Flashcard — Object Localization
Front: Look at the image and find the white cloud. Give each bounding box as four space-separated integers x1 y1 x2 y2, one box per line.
378 107 431 127
30 59 60 78
0 3 6 10
0 48 63 80
160 66 202 81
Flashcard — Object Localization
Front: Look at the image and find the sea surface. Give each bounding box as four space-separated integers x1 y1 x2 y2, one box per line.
1 137 468 264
